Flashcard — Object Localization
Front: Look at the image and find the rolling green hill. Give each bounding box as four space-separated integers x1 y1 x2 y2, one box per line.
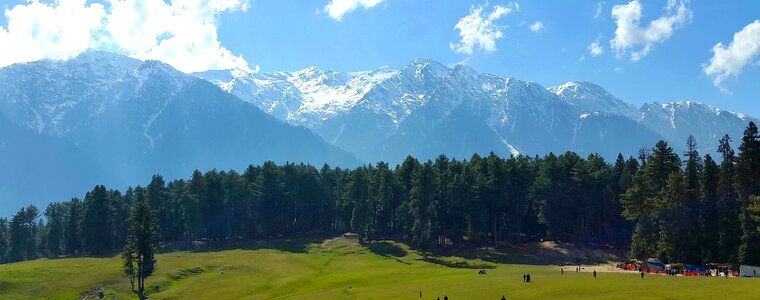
1 237 758 299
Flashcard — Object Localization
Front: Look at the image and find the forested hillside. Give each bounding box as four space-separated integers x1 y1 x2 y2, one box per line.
2 123 760 266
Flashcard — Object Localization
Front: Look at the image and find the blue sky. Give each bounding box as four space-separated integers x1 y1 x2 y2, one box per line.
1 0 759 116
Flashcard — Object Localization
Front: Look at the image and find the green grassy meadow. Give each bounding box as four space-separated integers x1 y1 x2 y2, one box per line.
1 237 758 299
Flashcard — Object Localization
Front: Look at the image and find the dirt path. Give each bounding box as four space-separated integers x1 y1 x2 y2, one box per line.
557 264 634 274
80 287 104 300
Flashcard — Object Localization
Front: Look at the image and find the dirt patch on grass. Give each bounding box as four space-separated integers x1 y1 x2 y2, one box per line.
80 287 104 300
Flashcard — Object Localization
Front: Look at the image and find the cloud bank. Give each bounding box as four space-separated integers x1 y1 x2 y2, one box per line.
0 0 252 73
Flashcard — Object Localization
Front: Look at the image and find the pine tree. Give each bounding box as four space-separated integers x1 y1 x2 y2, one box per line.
82 185 113 255
255 162 282 236
717 134 740 262
395 157 421 234
347 168 370 242
113 189 133 250
700 155 721 262
657 172 688 263
202 170 225 238
0 218 8 263
622 141 681 260
44 202 66 257
681 136 703 263
8 209 25 262
735 122 760 264
147 175 171 241
65 198 84 255
23 205 40 260
8 206 39 262
371 161 396 235
409 162 437 253
122 199 158 300
749 196 760 239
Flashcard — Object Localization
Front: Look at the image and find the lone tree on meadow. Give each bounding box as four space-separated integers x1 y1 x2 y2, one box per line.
122 196 158 300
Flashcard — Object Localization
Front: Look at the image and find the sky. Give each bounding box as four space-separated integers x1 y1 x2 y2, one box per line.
0 0 759 116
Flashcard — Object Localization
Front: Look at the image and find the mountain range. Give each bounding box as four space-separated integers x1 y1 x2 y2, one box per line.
197 58 756 163
0 51 755 215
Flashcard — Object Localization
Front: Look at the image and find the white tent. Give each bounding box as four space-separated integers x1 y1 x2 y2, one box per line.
739 265 760 277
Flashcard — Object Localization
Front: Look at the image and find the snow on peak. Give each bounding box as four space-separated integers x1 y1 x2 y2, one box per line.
549 81 637 118
194 58 758 159
405 58 450 79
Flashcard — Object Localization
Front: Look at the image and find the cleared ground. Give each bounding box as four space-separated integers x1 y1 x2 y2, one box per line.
0 237 758 299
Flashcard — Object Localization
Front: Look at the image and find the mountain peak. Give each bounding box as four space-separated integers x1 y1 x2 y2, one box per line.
549 81 638 118
551 81 609 97
404 58 449 78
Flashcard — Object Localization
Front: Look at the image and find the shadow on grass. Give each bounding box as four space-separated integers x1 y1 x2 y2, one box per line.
427 247 568 266
369 241 407 257
162 234 330 254
421 257 495 269
368 241 411 265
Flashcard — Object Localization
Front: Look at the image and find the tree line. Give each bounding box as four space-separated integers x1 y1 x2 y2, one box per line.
2 123 760 265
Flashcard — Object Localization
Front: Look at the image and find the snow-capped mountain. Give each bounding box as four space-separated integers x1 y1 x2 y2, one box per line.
199 59 757 163
0 51 359 215
205 59 749 163
549 81 639 120
638 101 754 152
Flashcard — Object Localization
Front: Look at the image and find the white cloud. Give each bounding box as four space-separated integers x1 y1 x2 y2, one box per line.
450 2 519 55
588 41 604 56
0 0 106 67
324 0 384 21
529 21 544 33
610 0 692 62
703 20 760 89
594 2 605 20
0 0 252 73
103 0 252 73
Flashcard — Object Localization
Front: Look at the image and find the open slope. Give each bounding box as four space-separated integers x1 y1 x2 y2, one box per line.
1 237 758 300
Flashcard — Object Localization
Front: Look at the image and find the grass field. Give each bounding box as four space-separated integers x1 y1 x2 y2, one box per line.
1 237 758 299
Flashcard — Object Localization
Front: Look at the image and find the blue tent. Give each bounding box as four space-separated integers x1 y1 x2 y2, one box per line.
684 265 708 273
645 259 665 271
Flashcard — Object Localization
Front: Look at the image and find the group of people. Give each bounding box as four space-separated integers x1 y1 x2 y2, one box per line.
429 266 607 299
561 267 597 278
